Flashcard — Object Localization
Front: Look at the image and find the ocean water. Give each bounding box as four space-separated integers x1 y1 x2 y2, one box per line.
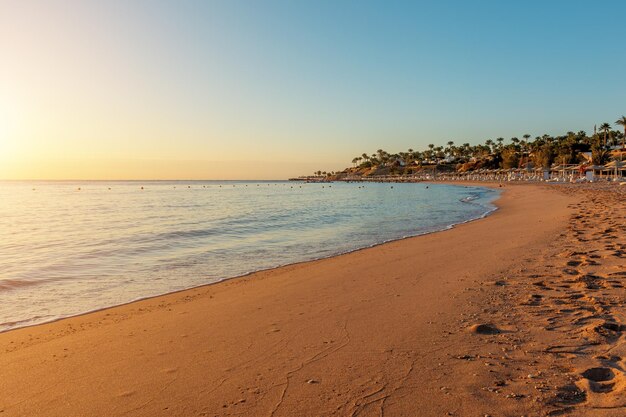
0 181 499 332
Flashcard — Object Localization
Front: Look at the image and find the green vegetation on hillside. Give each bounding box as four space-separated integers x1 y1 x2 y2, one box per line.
311 117 626 179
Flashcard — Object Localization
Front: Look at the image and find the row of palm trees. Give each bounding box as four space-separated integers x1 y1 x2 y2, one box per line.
339 116 626 174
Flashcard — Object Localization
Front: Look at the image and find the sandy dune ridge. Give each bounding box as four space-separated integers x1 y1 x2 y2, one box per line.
0 183 623 416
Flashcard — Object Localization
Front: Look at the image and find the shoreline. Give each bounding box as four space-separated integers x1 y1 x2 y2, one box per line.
1 183 606 416
0 182 499 334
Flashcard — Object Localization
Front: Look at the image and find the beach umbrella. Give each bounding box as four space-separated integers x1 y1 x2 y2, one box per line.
583 165 604 180
605 160 626 177
585 165 604 171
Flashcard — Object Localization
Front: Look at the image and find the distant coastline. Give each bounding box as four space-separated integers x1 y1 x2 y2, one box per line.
302 119 626 183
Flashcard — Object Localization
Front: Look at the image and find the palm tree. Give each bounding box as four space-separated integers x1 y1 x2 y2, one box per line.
405 149 414 166
496 137 504 149
425 144 435 162
376 149 389 166
485 139 494 153
600 122 611 146
445 141 454 158
591 145 611 165
616 116 626 148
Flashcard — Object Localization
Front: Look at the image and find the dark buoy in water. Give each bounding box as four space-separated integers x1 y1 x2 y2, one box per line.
390 186 394 189
141 186 144 190
425 186 429 189
77 187 81 191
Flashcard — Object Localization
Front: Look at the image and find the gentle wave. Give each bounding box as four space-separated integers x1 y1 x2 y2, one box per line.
0 277 63 291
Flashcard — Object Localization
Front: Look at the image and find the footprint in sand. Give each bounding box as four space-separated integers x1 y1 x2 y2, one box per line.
580 367 616 393
468 324 500 335
582 320 624 342
582 367 614 382
576 274 605 290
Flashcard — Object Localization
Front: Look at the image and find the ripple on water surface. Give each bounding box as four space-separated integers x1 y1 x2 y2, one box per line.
0 181 499 331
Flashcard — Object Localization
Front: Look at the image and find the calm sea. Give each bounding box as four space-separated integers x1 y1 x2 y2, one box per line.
0 181 499 332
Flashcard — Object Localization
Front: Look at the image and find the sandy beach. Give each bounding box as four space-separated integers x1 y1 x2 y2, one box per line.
0 183 624 417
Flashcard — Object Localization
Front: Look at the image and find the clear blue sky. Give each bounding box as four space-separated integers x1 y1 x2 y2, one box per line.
1 0 625 178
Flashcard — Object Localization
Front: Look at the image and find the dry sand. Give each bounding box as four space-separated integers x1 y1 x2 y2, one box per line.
0 183 623 417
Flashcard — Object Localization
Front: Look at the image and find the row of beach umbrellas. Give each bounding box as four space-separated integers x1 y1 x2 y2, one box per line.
459 161 625 174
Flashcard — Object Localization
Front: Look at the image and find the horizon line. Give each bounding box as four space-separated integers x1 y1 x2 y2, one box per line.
0 178 296 182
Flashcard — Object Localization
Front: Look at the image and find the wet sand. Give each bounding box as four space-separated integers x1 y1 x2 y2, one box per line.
0 183 623 416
